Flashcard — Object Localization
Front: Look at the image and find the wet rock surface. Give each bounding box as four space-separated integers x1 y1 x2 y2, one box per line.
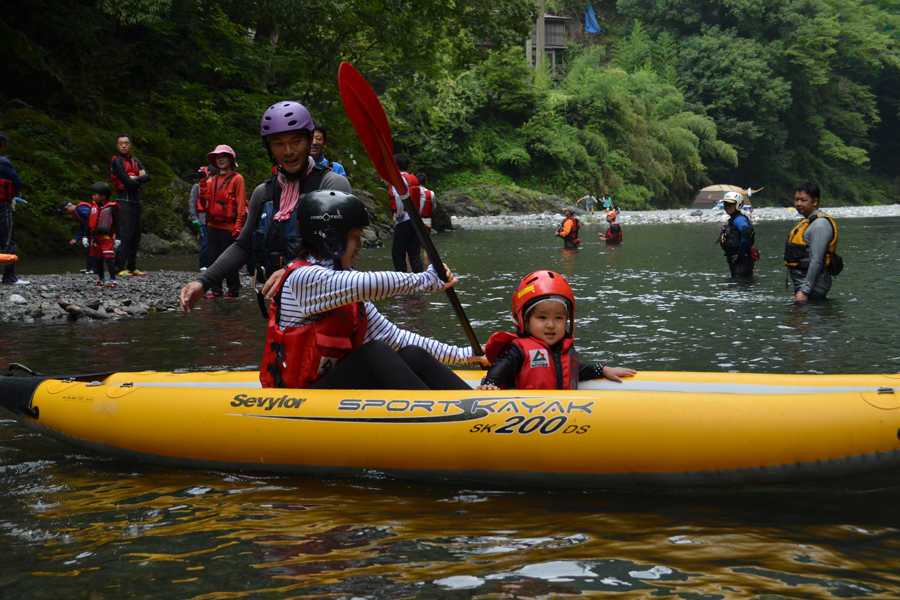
0 270 250 323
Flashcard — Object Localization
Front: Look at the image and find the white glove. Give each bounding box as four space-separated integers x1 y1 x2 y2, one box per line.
82 237 89 248
114 239 121 249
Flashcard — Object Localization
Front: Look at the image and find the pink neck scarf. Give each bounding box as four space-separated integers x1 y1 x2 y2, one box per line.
274 157 315 221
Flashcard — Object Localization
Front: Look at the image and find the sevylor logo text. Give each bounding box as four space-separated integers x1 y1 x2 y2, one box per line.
231 394 305 410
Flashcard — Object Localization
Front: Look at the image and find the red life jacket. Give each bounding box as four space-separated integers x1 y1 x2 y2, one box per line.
205 172 238 222
419 188 434 219
389 173 421 218
89 202 118 235
110 156 141 192
484 332 577 390
0 178 14 203
260 261 369 389
604 223 622 243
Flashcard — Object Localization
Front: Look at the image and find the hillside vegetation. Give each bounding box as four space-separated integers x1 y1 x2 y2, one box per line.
1 0 898 255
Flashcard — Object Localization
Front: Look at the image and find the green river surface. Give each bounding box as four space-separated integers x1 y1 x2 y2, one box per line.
2 216 899 599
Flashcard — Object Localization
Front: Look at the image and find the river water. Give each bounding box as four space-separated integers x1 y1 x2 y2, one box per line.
2 217 899 598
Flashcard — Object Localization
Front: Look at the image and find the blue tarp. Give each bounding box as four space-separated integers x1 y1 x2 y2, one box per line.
585 4 600 34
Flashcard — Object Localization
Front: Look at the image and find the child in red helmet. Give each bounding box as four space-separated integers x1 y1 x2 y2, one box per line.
477 270 636 390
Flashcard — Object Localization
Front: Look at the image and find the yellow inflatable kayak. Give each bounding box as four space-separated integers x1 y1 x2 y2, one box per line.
2 367 899 488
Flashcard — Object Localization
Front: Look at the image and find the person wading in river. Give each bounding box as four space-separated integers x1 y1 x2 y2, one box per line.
179 101 351 313
784 182 841 301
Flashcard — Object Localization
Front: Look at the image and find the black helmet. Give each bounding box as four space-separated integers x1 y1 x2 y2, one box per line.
298 190 370 263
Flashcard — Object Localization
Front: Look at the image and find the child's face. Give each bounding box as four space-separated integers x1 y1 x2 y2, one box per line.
526 300 568 346
92 192 109 204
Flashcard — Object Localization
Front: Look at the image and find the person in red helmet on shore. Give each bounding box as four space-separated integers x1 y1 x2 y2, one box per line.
179 101 351 312
478 270 635 390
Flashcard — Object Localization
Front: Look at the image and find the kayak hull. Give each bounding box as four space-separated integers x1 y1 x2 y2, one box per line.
2 370 899 488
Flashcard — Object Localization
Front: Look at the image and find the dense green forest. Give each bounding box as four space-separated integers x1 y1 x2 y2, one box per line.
2 0 898 255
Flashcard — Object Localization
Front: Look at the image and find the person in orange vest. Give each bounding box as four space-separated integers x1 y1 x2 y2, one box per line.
554 207 580 249
0 131 28 285
110 134 151 277
200 145 247 299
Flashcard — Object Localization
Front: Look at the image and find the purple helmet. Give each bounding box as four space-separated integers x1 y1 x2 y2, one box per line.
260 101 313 138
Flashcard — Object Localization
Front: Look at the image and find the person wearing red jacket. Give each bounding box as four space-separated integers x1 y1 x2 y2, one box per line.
477 270 635 390
201 145 247 299
389 153 423 273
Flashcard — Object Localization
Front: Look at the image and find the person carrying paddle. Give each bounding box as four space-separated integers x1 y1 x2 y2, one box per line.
260 190 488 390
179 101 351 313
477 270 635 390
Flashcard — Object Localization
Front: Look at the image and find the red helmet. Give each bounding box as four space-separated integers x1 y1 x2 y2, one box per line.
511 270 575 336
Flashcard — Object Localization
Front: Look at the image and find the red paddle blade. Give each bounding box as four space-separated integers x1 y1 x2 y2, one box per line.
338 62 407 195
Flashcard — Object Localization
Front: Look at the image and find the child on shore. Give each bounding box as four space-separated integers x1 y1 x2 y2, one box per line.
85 182 120 287
477 270 636 390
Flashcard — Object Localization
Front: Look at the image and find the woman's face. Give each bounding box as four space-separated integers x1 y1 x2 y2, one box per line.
215 154 233 171
340 228 364 270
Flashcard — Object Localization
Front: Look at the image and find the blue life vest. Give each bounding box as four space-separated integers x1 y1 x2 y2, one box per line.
250 165 329 280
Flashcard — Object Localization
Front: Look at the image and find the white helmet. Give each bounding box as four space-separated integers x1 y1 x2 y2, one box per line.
722 191 744 210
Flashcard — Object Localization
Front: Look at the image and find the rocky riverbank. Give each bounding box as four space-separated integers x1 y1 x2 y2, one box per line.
449 203 900 229
0 270 236 323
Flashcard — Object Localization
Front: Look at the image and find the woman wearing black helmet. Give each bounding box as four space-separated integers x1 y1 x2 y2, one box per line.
260 190 488 390
179 101 352 313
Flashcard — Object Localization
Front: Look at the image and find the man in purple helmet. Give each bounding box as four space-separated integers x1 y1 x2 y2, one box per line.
179 101 351 312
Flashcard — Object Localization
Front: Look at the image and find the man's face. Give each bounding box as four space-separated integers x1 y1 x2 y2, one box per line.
724 201 737 215
794 191 818 218
267 131 310 175
310 130 326 160
117 137 132 155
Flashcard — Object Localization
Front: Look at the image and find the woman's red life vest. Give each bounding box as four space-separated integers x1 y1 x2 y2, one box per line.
419 188 434 219
110 156 140 192
89 202 118 235
260 262 369 389
604 223 622 243
484 332 577 390
205 173 239 223
0 178 14 203
389 173 421 217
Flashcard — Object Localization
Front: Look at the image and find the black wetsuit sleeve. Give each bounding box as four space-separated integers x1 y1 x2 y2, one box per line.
483 344 525 387
196 182 265 291
111 157 151 188
577 359 606 381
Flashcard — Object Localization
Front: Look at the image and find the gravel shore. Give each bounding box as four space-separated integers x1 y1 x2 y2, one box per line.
0 270 252 323
451 203 900 229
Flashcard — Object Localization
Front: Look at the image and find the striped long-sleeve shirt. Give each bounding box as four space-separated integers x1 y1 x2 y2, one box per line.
279 258 473 364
